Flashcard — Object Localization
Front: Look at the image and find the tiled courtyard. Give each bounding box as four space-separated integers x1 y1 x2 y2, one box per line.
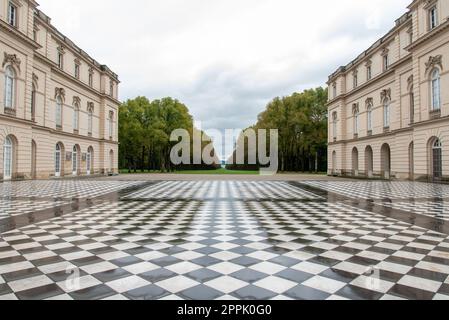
1 179 449 300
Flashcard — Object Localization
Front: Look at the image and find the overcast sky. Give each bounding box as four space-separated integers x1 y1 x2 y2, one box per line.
39 0 410 159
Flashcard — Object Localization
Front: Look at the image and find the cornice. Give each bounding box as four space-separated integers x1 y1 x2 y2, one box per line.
405 19 449 51
328 115 449 146
0 20 41 50
34 52 120 105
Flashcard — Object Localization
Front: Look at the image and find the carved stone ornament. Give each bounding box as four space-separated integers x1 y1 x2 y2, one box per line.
74 58 81 66
88 67 94 74
57 45 65 54
381 47 389 57
352 103 359 113
87 102 94 112
365 98 373 108
73 96 81 106
365 59 372 67
380 89 391 102
55 87 66 99
2 53 21 71
425 55 443 74
407 75 414 89
32 73 39 83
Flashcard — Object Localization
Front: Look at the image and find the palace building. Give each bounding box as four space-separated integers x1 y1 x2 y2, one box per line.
327 0 449 182
0 0 119 181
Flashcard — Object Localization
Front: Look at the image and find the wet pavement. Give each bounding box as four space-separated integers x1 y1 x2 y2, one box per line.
0 179 449 300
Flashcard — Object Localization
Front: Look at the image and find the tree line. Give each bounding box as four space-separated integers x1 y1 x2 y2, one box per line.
226 87 328 172
119 97 220 172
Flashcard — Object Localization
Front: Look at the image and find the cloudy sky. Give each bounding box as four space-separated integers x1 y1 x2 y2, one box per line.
39 0 410 159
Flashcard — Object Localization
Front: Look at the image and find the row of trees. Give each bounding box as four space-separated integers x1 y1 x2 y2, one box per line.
226 87 328 172
119 97 220 172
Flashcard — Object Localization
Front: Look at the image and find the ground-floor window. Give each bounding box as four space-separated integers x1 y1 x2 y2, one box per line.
432 139 442 179
55 143 62 177
3 136 13 180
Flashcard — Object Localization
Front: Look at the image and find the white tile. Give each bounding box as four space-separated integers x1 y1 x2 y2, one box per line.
164 262 201 274
205 276 247 294
0 261 34 275
209 251 240 262
156 276 199 293
398 275 442 292
8 275 53 293
208 262 244 275
416 261 449 275
291 261 327 275
57 275 101 293
80 261 117 274
302 276 346 294
106 275 149 293
254 276 297 294
350 275 395 293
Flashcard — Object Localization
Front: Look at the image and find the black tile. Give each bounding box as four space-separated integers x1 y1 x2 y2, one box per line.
47 269 88 283
276 269 314 283
2 267 43 282
230 269 268 284
123 284 170 300
139 268 177 283
92 268 132 283
230 256 261 267
407 268 447 282
69 284 116 300
269 256 300 267
384 256 418 267
232 285 277 300
438 283 449 295
31 255 65 267
179 284 223 300
319 269 358 283
0 283 12 296
284 285 329 300
71 256 104 267
336 285 383 300
110 256 143 267
387 284 435 300
15 283 65 300
151 256 182 267
230 246 256 255
308 256 340 267
0 255 26 265
191 256 222 267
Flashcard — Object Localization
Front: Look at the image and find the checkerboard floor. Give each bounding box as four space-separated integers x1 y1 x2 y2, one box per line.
303 181 449 200
0 200 68 220
0 180 145 200
379 201 449 222
1 180 449 300
125 181 321 200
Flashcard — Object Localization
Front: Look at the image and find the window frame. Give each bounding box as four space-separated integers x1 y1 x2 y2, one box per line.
367 104 373 132
383 100 390 128
4 66 15 110
55 96 63 129
74 63 80 79
431 68 441 111
8 2 17 27
429 6 438 30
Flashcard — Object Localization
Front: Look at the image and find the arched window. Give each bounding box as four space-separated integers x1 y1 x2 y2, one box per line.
72 145 78 175
409 86 414 123
109 111 114 139
73 102 80 132
4 66 15 109
431 138 442 179
353 106 359 136
56 96 63 128
332 112 337 140
383 99 390 128
431 69 441 111
55 143 62 177
31 83 36 121
87 147 93 175
88 106 93 135
3 136 13 180
367 103 373 132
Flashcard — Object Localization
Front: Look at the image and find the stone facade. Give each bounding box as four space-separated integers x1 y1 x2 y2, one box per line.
0 0 120 181
327 0 449 182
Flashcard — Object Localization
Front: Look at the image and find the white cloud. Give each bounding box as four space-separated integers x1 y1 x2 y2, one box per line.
38 0 410 158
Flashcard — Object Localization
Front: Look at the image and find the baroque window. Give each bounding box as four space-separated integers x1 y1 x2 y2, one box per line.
8 2 17 27
56 96 63 128
431 69 441 111
4 66 15 109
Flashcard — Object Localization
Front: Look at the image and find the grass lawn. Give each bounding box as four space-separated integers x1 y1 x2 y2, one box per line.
120 168 259 175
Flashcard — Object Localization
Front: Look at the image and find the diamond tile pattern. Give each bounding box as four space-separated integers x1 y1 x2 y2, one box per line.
0 180 449 300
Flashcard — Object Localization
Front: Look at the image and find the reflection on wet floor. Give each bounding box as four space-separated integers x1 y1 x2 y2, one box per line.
0 179 449 300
